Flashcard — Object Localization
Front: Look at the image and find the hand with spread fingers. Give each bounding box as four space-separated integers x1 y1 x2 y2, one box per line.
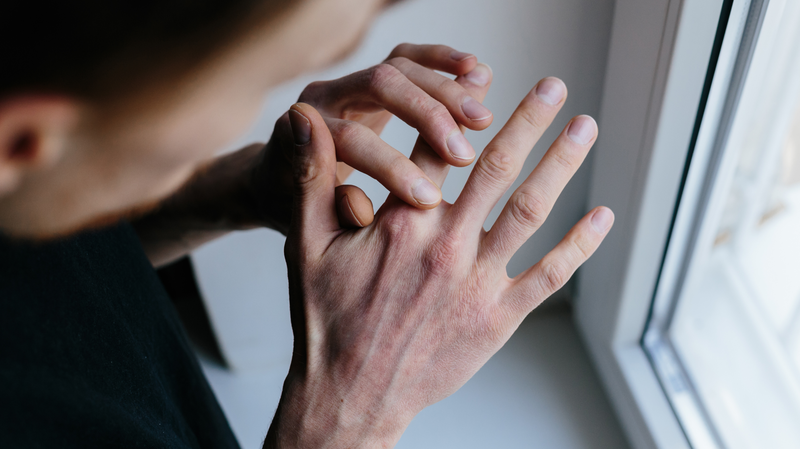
265 76 614 448
133 44 493 266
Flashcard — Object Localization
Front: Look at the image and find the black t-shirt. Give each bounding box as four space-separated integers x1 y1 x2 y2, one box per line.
0 223 241 449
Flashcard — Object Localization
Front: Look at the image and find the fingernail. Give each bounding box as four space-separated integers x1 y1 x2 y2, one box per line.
447 131 475 161
451 51 474 61
341 195 364 227
568 115 596 145
289 109 311 145
412 178 441 205
462 97 492 121
591 207 614 234
536 77 566 106
464 63 492 87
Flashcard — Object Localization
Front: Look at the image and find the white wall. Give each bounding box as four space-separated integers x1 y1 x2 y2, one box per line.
192 0 615 370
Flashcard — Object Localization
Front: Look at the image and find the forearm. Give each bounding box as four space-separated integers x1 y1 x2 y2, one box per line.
132 144 269 267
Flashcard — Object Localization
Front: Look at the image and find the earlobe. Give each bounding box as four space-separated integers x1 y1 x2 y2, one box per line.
0 96 79 195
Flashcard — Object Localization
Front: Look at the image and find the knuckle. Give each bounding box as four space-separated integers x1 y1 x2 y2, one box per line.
516 105 548 130
384 56 412 71
550 148 576 171
298 81 326 103
293 154 319 186
509 191 548 230
572 233 596 260
439 76 465 96
407 96 452 133
550 142 584 171
386 152 408 174
424 239 459 276
368 63 402 92
421 101 451 125
330 120 364 146
476 150 516 185
541 261 569 293
381 211 415 242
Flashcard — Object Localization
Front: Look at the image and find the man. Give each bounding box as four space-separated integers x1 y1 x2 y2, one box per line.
0 0 613 447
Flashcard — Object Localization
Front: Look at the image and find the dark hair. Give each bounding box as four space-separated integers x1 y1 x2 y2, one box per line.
1 1 295 102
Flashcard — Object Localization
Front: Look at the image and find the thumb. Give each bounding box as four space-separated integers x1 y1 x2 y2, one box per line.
288 103 340 246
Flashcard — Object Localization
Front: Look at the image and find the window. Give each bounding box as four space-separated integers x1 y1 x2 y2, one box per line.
574 0 800 447
644 0 800 447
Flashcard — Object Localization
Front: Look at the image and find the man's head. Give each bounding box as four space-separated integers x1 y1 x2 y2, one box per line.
0 0 393 238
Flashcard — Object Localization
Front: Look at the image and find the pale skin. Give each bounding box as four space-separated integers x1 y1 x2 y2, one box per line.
0 0 613 447
133 43 495 266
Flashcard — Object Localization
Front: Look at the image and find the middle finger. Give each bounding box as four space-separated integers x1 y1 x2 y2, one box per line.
449 77 567 232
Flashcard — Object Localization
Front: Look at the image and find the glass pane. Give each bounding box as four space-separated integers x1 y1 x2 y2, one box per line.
670 91 800 449
647 1 800 448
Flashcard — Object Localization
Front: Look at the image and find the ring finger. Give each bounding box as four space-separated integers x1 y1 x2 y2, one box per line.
479 115 598 265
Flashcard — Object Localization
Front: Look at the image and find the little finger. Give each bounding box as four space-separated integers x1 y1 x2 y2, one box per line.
506 207 614 315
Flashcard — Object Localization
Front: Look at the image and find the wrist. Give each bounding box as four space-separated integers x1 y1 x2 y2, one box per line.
195 143 265 231
157 143 266 232
265 370 413 449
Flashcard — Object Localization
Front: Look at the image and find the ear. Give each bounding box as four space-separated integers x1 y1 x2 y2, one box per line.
0 96 79 195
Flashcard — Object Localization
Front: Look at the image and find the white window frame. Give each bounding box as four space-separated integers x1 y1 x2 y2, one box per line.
572 0 771 447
